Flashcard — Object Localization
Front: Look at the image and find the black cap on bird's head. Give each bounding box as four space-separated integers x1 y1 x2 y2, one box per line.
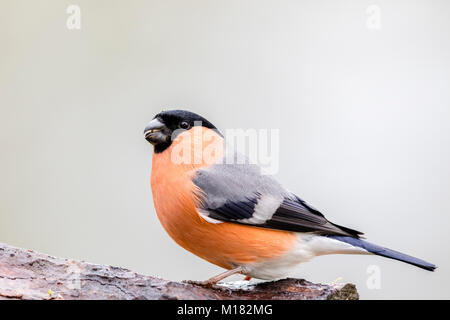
144 109 219 153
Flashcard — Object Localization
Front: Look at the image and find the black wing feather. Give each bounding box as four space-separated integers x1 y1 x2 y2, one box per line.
202 195 363 238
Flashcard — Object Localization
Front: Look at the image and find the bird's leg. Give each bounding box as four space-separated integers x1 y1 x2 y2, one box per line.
205 266 244 284
186 266 245 287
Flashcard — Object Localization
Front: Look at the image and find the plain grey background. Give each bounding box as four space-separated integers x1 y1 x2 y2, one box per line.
1 0 449 299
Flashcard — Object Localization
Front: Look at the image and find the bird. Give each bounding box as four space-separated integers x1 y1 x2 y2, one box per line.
143 109 436 285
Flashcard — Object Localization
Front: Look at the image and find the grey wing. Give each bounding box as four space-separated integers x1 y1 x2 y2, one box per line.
193 163 363 237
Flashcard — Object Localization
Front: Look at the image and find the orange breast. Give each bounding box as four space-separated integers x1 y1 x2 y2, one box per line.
150 127 296 270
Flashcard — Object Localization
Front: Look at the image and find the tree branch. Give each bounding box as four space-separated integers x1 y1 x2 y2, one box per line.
0 242 358 300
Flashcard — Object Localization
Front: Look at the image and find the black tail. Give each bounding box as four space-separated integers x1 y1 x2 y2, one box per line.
327 235 436 271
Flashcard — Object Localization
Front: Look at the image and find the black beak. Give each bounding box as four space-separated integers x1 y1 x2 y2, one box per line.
143 118 168 145
144 118 165 136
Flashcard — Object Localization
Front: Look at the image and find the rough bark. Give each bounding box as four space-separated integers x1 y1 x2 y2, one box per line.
0 242 358 300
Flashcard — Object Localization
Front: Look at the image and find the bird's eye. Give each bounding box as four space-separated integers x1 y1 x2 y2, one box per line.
179 121 190 129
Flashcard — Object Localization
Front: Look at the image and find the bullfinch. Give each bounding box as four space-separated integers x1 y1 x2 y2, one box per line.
144 109 436 285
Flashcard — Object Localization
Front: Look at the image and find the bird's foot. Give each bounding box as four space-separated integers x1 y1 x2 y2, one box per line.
183 279 218 288
183 266 245 288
